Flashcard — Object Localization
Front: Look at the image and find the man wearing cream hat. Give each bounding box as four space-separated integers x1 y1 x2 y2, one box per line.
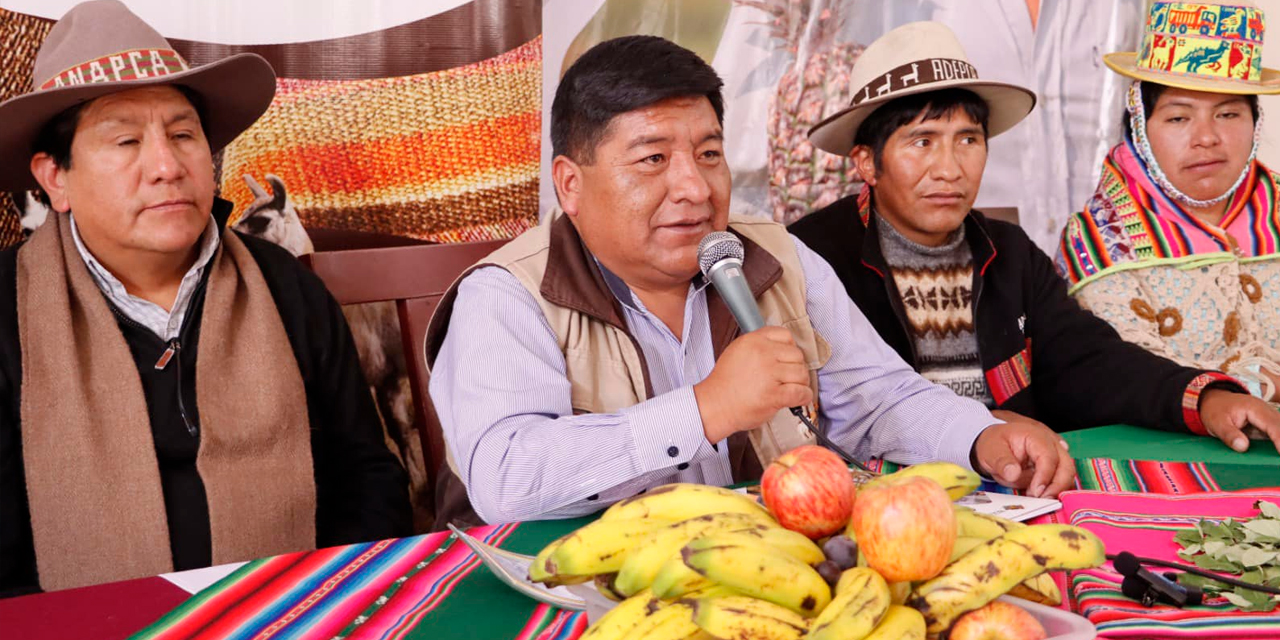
791 22 1280 456
0 1 409 596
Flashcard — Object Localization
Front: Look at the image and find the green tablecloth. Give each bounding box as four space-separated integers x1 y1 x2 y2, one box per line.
1064 424 1280 464
1064 425 1279 491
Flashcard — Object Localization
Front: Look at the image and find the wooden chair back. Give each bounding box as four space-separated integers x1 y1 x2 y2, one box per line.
301 239 508 518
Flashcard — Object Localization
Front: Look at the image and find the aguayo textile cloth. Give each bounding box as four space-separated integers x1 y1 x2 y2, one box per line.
127 522 592 640
1043 490 1280 639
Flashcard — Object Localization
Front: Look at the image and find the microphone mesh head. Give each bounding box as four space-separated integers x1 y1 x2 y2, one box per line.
698 231 744 278
1113 552 1140 577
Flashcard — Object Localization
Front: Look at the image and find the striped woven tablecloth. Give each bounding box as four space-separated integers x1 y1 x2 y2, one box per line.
125 457 1277 640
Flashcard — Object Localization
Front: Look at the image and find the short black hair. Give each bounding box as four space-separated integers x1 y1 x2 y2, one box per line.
1123 81 1259 138
852 88 990 172
551 35 725 164
29 84 209 207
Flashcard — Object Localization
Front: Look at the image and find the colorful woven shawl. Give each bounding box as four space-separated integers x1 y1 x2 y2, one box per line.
1057 136 1280 287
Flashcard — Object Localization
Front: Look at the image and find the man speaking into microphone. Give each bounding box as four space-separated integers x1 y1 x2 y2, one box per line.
425 36 1074 527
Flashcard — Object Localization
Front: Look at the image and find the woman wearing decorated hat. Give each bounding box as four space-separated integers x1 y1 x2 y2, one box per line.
1058 1 1280 407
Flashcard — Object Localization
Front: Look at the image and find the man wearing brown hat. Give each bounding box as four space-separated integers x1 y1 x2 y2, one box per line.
0 1 410 596
790 22 1280 454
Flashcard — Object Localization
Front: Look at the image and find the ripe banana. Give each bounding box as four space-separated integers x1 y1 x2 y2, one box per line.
860 605 925 640
541 517 672 581
952 505 1022 539
869 462 981 501
718 525 826 566
619 601 698 640
887 581 912 606
1007 572 1063 606
528 530 572 583
613 512 771 596
682 534 832 617
580 589 656 640
601 483 775 524
806 567 890 640
948 536 987 563
652 554 713 598
596 573 626 601
907 524 1105 635
692 595 809 640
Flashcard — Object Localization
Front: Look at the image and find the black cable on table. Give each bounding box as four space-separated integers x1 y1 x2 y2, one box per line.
1106 553 1280 595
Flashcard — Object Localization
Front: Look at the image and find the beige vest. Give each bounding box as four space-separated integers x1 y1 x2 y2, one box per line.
426 212 832 477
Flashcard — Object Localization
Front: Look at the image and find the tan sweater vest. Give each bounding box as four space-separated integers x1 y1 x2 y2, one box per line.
427 212 831 477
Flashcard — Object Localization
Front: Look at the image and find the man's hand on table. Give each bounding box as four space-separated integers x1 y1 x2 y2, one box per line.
1199 388 1280 454
694 326 813 444
973 411 1076 498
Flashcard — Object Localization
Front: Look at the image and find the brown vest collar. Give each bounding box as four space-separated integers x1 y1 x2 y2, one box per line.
542 215 785 361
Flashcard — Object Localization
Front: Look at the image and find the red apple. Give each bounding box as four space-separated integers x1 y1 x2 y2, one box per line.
760 445 857 539
948 600 1048 640
848 474 955 582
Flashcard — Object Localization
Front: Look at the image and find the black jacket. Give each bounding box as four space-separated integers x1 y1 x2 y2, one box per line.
0 204 411 597
790 195 1225 433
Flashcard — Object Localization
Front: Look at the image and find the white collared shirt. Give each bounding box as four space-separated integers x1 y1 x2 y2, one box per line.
69 214 222 342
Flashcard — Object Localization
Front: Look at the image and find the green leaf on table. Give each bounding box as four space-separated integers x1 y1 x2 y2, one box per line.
1194 553 1244 573
1179 544 1203 557
1178 572 1229 593
1174 528 1205 547
1256 500 1280 520
1222 588 1279 613
1203 521 1233 541
1244 519 1280 540
1242 547 1278 568
1203 540 1228 556
1227 519 1249 543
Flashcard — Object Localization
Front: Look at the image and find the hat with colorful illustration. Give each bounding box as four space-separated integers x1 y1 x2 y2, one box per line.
0 0 277 191
1105 1 1280 94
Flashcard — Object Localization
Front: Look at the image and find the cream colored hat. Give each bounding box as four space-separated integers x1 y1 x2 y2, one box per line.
0 0 276 191
808 21 1036 157
1105 1 1280 95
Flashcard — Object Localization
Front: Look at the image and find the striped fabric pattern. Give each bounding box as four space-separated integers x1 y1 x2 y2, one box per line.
1054 490 1280 639
131 524 515 640
217 37 541 244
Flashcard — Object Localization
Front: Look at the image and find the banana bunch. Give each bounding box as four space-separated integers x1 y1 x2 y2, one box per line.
681 532 832 616
600 483 776 523
556 475 1095 640
907 523 1105 636
950 507 1063 605
861 461 982 501
806 568 890 640
530 483 770 586
692 595 810 640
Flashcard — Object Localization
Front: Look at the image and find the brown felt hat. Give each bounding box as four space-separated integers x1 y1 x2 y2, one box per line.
0 0 276 191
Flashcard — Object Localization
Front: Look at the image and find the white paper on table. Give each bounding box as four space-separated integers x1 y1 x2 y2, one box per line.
160 562 247 594
956 491 1062 522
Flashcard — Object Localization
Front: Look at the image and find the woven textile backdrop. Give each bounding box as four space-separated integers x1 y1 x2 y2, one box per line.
0 0 542 248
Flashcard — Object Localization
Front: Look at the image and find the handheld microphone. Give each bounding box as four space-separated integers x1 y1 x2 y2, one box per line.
696 232 869 472
697 232 764 333
1115 551 1203 607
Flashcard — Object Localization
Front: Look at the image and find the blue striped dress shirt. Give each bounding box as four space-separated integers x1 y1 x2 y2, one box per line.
430 234 999 524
